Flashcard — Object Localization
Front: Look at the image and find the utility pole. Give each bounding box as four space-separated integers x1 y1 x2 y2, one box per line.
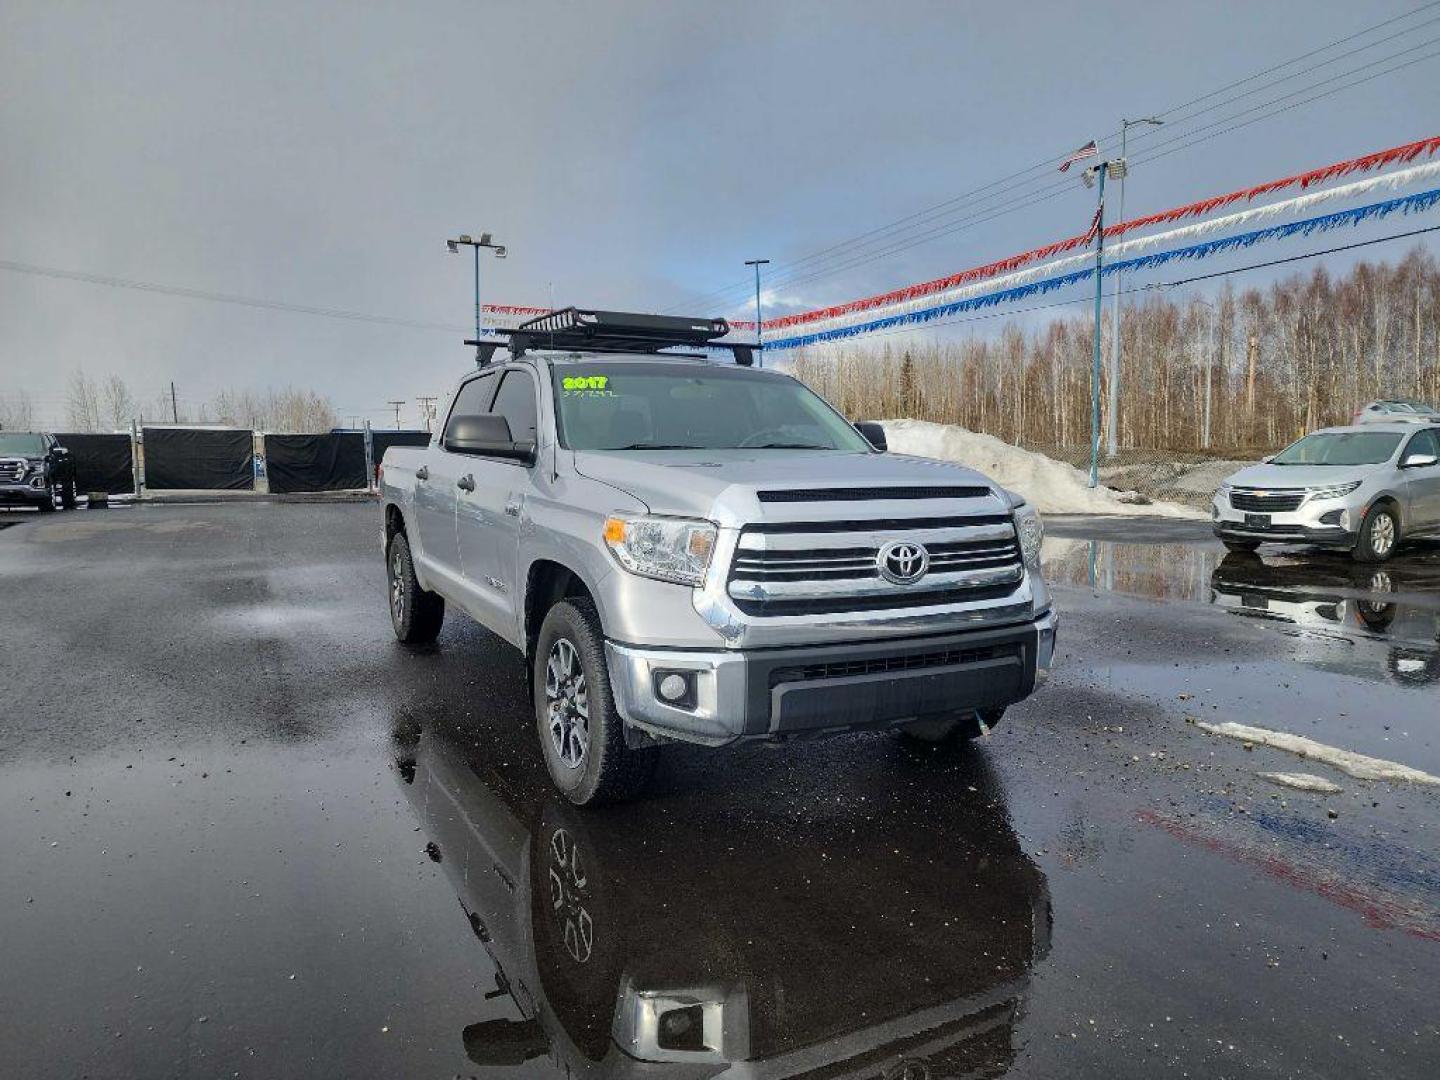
170 381 179 424
1087 163 1108 488
745 259 770 368
387 400 404 429
1105 116 1163 458
446 233 507 362
416 396 438 433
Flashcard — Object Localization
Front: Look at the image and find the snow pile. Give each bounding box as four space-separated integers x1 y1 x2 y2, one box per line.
878 419 1202 517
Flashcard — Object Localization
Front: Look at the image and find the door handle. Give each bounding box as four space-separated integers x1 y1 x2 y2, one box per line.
415 465 429 481
504 498 522 518
456 474 475 492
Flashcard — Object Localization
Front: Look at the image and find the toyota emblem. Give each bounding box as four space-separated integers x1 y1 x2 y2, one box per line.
877 540 929 585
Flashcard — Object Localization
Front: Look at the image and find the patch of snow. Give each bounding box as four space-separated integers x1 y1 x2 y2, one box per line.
878 420 1203 518
1257 771 1343 794
1197 721 1440 786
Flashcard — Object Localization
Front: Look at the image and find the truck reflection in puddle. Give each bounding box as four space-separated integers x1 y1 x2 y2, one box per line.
394 725 1050 1078
1043 537 1440 685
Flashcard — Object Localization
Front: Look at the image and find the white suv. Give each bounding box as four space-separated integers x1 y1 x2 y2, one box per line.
1213 423 1440 562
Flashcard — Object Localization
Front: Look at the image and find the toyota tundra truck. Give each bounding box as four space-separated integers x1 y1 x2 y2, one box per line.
379 309 1056 804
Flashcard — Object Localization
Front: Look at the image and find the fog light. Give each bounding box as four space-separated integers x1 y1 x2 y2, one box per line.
658 1004 706 1052
653 670 696 709
1319 509 1343 526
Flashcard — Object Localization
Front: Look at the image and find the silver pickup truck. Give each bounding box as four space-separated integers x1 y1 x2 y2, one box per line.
380 309 1056 804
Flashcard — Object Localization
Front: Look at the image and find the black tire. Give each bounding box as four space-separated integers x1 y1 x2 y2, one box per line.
533 598 656 806
61 481 77 509
387 532 444 644
1352 504 1400 564
1222 539 1261 553
36 488 56 513
897 707 1005 745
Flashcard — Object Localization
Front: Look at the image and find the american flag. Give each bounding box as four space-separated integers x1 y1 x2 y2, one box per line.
1059 140 1098 172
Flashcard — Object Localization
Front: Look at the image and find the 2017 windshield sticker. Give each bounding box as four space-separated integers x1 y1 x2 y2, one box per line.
562 375 612 395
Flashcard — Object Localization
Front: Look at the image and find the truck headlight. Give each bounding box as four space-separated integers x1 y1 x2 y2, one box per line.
1308 481 1362 501
1013 502 1044 570
604 515 717 586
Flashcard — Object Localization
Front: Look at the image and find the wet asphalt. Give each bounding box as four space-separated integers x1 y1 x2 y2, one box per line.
1 503 1437 1079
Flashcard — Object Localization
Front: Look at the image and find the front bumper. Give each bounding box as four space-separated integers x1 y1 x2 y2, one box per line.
606 610 1056 747
0 479 51 505
1211 492 1362 547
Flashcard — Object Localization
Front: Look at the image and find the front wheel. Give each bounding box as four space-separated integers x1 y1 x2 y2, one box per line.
534 598 656 806
1352 505 1399 563
61 480 77 509
387 532 444 643
36 487 56 513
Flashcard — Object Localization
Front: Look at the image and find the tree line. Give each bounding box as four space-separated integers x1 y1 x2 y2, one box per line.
790 246 1440 454
0 374 339 434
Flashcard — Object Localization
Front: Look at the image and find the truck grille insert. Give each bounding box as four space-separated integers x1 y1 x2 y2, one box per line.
1230 489 1306 513
756 486 992 503
729 515 1024 616
0 459 27 483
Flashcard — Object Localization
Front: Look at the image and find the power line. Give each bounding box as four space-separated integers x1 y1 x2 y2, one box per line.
0 258 467 332
668 1 1440 314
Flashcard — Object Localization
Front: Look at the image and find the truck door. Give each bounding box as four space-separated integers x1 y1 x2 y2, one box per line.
419 372 497 577
1401 428 1440 529
456 367 539 641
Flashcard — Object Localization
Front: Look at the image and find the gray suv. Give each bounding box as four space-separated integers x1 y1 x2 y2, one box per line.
1213 423 1440 561
379 310 1056 804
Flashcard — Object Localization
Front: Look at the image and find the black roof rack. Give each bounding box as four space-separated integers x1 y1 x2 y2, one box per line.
488 308 758 367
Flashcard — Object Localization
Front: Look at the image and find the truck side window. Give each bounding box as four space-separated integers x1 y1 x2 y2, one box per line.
490 370 538 445
443 373 497 446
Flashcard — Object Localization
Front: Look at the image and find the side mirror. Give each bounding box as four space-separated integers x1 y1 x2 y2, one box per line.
52 446 70 458
445 414 537 463
855 421 887 452
1259 454 1274 464
1401 452 1438 469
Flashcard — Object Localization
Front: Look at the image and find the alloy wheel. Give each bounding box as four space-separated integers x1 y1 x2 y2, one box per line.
389 548 406 621
1370 512 1396 557
545 638 589 769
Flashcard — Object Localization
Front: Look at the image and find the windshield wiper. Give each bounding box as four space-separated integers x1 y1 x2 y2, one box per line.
743 442 834 450
602 442 705 450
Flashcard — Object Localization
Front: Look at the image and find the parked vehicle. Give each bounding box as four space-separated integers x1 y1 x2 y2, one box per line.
380 309 1056 804
0 431 77 512
1352 398 1440 424
1213 423 1440 562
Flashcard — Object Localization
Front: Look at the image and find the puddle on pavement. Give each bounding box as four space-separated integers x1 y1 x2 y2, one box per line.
394 726 1051 1077
1044 537 1440 687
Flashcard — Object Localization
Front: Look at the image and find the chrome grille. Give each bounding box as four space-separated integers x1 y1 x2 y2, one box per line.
0 459 28 483
728 518 1023 616
1230 488 1306 513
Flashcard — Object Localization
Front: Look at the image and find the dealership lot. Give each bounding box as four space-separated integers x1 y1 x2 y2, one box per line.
2 503 1438 1078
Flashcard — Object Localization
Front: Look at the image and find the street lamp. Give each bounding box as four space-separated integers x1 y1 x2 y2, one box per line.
744 258 769 368
447 233 507 361
1105 116 1163 458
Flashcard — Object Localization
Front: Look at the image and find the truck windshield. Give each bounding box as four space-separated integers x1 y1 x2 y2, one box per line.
551 363 871 453
1270 431 1403 466
0 433 46 455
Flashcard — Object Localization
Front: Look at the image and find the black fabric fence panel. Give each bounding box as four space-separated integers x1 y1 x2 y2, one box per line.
264 433 367 493
54 433 134 494
143 428 254 490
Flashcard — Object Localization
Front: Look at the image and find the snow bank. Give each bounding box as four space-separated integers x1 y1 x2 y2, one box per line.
877 419 1202 517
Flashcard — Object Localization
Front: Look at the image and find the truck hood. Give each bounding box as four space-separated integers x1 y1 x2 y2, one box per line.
1225 462 1379 488
572 448 1009 520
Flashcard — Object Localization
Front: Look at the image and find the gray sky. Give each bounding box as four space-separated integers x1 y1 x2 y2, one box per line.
3 0 1437 428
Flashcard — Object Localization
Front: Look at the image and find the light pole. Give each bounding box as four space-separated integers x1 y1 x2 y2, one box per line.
1080 158 1127 488
1105 116 1162 458
745 258 769 367
446 233 507 362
